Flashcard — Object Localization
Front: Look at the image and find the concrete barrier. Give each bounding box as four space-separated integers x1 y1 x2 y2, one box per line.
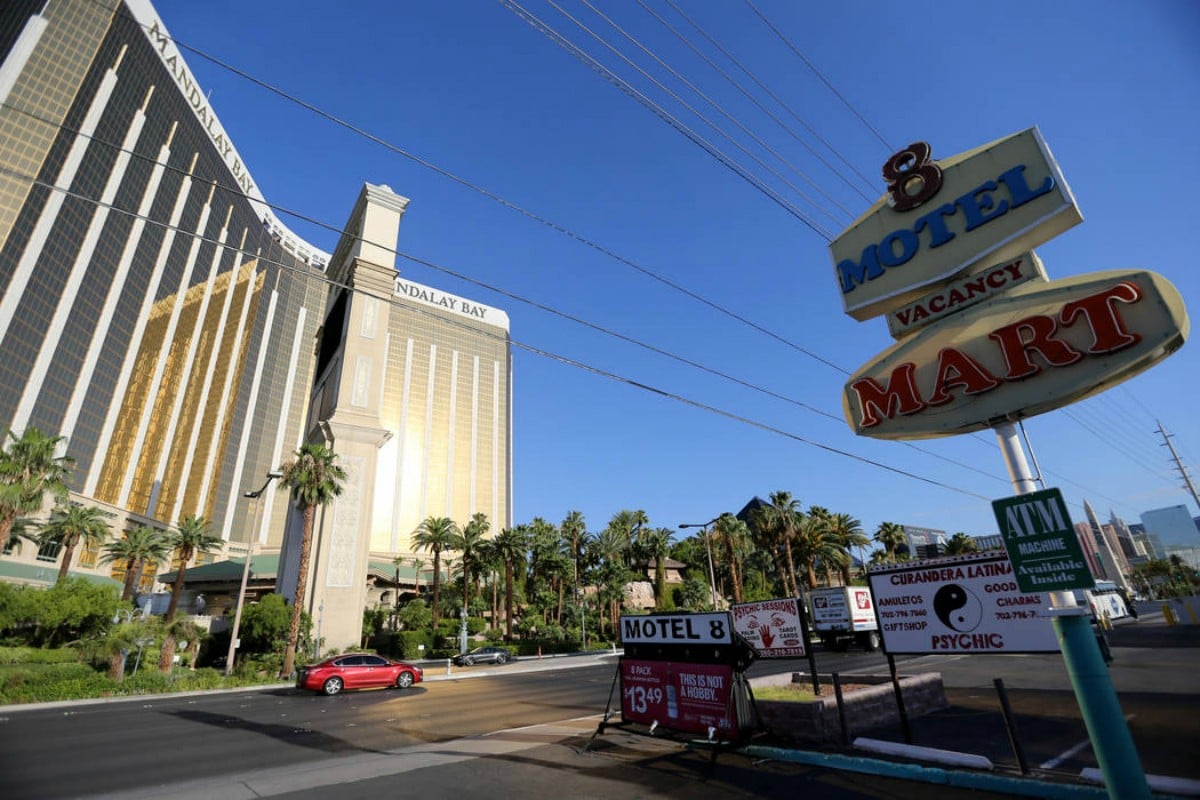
748 672 947 745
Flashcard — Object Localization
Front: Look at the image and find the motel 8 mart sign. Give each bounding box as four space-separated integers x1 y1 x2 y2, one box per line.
830 128 1188 440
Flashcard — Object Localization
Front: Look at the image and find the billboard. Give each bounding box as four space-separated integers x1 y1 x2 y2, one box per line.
867 552 1060 654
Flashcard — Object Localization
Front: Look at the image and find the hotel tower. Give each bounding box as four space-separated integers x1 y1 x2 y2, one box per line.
0 0 512 649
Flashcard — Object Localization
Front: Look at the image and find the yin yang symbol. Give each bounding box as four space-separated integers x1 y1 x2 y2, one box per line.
933 584 983 632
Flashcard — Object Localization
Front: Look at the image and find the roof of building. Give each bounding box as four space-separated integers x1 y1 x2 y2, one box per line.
162 555 415 586
0 560 122 588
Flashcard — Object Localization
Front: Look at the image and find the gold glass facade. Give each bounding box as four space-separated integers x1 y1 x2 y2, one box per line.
0 0 512 603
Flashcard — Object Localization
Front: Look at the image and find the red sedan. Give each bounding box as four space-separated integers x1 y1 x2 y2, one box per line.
296 654 423 696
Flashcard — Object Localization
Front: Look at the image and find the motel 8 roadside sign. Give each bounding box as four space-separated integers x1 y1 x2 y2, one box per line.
992 487 1095 593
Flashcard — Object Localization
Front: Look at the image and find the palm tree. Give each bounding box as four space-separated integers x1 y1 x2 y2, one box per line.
763 491 803 597
0 427 74 549
40 502 111 584
828 512 869 584
101 525 172 601
640 527 673 608
414 516 460 630
493 526 529 640
277 442 346 678
714 513 748 604
874 521 906 561
561 510 587 601
943 532 979 555
158 618 202 673
454 512 489 611
591 526 629 635
3 516 40 555
164 515 222 622
159 515 222 673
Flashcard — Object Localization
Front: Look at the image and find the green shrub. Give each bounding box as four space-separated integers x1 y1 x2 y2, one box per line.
0 646 82 665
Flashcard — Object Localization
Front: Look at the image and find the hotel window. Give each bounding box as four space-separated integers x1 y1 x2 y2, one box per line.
36 539 62 563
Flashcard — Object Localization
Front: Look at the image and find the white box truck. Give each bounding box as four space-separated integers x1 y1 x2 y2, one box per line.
809 586 880 651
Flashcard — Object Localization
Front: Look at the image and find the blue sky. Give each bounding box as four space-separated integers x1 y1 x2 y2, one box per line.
155 0 1200 548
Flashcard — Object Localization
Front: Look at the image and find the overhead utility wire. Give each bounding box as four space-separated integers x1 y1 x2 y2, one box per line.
742 0 894 154
0 164 991 503
98 7 1139 500
657 0 877 198
572 0 857 219
0 101 1004 488
1059 408 1177 482
124 9 851 376
499 0 837 240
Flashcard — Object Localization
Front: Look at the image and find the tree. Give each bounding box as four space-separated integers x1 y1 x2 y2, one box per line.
561 510 587 613
414 516 460 630
101 525 172 601
874 521 906 561
163 515 222 622
454 512 490 610
277 442 346 678
639 527 673 608
943 532 979 556
828 512 869 584
159 515 222 672
714 514 749 603
493 526 529 639
0 427 74 549
39 502 111 584
3 516 40 556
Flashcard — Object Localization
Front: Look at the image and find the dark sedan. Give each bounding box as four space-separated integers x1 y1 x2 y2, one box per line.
297 653 423 695
452 646 513 666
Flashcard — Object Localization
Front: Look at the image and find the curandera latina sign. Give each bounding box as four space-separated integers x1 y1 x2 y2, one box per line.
842 269 1188 439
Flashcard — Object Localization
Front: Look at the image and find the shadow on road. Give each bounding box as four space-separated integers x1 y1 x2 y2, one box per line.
163 707 393 755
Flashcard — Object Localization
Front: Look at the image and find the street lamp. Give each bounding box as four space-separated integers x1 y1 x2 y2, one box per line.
224 470 282 677
678 516 723 610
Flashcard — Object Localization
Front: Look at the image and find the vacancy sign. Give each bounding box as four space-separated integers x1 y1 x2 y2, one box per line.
992 487 1095 593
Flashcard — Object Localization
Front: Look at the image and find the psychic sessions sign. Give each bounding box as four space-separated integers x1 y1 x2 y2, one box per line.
731 598 806 658
867 552 1060 655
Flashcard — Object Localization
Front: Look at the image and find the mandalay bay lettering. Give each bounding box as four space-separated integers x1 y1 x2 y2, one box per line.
838 164 1054 294
395 279 488 320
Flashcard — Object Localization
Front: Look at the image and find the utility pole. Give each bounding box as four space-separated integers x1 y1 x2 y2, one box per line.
1157 421 1200 513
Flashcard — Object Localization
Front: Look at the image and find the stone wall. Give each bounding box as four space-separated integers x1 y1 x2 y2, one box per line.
748 672 947 746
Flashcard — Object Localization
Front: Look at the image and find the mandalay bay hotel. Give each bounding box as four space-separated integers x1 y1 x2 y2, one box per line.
0 0 512 649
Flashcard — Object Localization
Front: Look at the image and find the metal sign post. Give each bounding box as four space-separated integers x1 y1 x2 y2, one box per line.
994 421 1148 800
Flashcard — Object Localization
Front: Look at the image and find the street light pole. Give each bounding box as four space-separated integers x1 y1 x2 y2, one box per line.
224 470 282 677
460 556 469 656
679 516 723 610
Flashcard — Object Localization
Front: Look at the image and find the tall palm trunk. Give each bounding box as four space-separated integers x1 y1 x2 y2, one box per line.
281 505 315 678
431 550 442 629
165 557 191 622
504 559 515 640
56 539 77 584
783 538 798 597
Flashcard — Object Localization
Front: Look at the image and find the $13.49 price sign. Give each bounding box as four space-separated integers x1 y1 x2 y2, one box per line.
623 683 664 714
619 659 737 737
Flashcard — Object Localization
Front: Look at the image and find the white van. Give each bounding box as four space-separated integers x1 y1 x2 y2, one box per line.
1074 580 1131 622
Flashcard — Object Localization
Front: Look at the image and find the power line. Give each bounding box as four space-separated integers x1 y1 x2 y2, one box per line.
657 0 878 197
103 3 851 377
571 0 857 219
67 1 1160 511
498 0 837 238
0 163 993 504
0 98 1008 492
742 0 893 153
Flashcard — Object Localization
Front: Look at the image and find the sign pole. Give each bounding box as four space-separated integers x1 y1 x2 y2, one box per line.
994 421 1149 800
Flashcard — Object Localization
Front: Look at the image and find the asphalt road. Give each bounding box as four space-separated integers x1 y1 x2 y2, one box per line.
1 616 1196 799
